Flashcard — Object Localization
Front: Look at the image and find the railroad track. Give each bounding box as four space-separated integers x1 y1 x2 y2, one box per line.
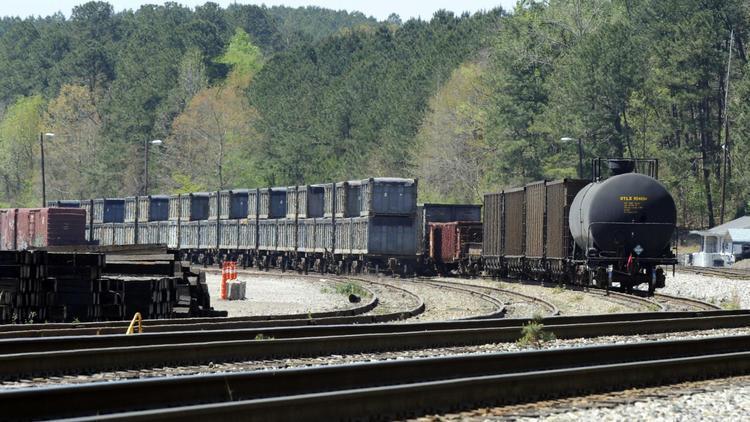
678 266 750 280
415 280 507 319
1 311 749 380
6 334 750 421
421 278 559 316
474 276 663 313
651 292 721 312
0 274 426 339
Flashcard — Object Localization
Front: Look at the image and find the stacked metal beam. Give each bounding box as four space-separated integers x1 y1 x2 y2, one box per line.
0 251 46 323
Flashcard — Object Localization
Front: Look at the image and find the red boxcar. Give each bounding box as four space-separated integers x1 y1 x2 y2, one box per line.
429 221 483 274
0 208 87 250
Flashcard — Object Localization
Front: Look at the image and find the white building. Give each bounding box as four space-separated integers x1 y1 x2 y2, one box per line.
690 216 750 267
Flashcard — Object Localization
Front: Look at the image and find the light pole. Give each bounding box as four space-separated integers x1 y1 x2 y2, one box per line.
40 132 55 207
144 139 163 195
561 137 583 178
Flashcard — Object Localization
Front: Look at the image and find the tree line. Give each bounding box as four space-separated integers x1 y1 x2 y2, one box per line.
0 0 747 229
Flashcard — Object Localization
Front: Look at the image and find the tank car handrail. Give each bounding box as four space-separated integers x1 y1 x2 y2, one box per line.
585 221 676 256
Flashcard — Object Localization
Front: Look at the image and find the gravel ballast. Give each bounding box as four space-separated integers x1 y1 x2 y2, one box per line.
205 273 363 317
663 270 749 309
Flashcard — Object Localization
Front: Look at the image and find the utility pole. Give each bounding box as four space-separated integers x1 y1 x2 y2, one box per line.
720 29 734 225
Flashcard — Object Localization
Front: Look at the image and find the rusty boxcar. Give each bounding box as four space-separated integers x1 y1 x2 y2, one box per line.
0 208 87 250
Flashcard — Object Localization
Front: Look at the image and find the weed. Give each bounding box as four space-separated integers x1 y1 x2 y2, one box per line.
517 314 555 349
607 306 621 313
334 282 370 298
721 289 742 310
552 286 566 294
254 334 274 340
570 294 584 302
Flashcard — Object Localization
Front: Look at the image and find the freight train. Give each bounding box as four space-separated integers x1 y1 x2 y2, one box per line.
483 159 677 294
42 158 677 293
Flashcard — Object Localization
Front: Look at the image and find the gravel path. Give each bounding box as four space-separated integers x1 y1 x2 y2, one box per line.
5 326 749 390
664 270 749 309
205 273 362 317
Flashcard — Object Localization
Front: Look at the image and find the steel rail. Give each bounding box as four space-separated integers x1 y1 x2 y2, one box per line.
3 313 750 380
677 266 750 280
0 275 426 339
652 292 721 311
75 350 750 422
414 280 507 319
6 335 750 421
1 310 748 355
424 278 559 316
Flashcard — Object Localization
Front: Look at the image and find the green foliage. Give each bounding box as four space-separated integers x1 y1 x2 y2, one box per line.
333 282 370 298
517 314 555 349
0 95 45 205
267 6 378 46
216 28 264 78
254 333 274 340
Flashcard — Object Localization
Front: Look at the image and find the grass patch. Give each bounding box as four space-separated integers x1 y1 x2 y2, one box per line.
517 314 555 349
552 285 566 294
570 294 584 302
328 282 370 298
254 334 274 340
607 306 622 313
721 289 742 310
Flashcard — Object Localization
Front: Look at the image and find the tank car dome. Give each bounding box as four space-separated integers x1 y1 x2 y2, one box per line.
568 172 676 259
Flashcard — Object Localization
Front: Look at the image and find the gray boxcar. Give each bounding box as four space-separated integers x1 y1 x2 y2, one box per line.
219 219 240 250
239 219 258 250
315 218 334 253
277 219 297 252
168 221 179 249
180 221 200 249
297 218 316 252
335 218 353 254
298 185 325 218
93 198 125 224
350 216 417 256
124 197 137 223
259 188 287 219
169 193 210 221
360 178 417 216
218 189 250 220
323 183 336 218
247 189 260 219
198 220 217 249
285 186 298 219
138 195 170 222
258 219 278 251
